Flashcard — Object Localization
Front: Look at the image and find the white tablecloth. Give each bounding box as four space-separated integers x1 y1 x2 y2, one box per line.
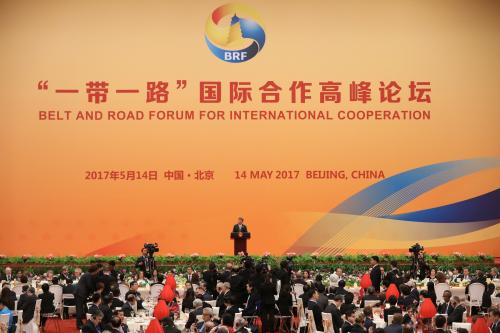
126 317 153 333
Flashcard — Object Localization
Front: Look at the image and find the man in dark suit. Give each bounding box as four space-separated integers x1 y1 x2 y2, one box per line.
437 290 454 316
110 288 124 310
384 296 402 323
360 286 379 308
216 282 231 314
75 264 100 329
384 313 403 333
88 293 102 316
433 315 450 333
113 309 129 333
0 267 14 282
447 296 466 325
232 217 248 234
488 308 500 333
229 269 245 307
341 311 355 333
185 298 204 329
242 282 260 316
316 284 329 311
324 295 344 333
82 311 103 333
307 289 324 331
232 217 249 255
19 287 37 326
17 285 31 313
185 266 200 285
370 256 382 292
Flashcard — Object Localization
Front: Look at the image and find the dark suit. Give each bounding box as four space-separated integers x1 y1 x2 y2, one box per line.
232 223 248 233
99 303 113 326
384 306 402 323
447 304 465 324
216 290 230 314
437 301 454 316
384 323 402 333
185 273 200 285
0 273 14 282
81 320 101 333
38 291 55 313
111 297 124 310
342 321 354 333
87 303 100 316
75 272 96 328
276 291 292 316
370 265 382 292
491 320 500 333
122 302 136 317
307 300 324 331
202 269 218 296
185 307 203 329
19 294 36 324
324 303 343 333
165 325 181 333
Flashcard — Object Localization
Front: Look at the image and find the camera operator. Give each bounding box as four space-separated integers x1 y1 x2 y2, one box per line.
409 243 429 280
135 244 157 278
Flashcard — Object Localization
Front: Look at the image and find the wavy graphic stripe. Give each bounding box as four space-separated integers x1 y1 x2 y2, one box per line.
287 157 500 254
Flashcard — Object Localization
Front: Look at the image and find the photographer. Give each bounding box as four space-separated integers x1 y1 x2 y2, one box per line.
135 244 158 278
409 243 429 280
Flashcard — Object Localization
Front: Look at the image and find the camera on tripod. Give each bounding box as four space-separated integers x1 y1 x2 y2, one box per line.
408 243 424 254
144 243 159 255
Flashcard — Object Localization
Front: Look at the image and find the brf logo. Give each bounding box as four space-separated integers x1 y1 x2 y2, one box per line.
205 3 266 63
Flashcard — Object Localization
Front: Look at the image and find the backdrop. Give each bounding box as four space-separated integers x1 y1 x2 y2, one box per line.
1 0 499 256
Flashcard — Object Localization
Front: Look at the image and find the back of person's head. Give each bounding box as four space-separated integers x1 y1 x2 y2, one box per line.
92 292 101 304
344 292 354 304
217 326 229 333
22 285 29 293
355 312 365 324
363 306 372 317
375 328 385 333
333 294 343 303
110 315 121 328
399 284 410 296
193 298 203 308
102 293 112 305
338 280 346 288
234 317 246 329
367 286 375 295
112 288 120 297
161 316 175 327
20 276 28 284
91 310 104 322
434 315 446 328
52 276 59 285
221 313 233 326
388 295 397 306
392 313 403 325
457 328 468 333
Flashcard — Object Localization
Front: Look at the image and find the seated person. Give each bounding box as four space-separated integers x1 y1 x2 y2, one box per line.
122 294 138 317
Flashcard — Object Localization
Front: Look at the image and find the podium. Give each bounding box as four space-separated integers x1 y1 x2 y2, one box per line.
230 232 251 255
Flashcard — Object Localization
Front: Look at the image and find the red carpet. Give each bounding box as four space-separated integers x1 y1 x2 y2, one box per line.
41 318 80 333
